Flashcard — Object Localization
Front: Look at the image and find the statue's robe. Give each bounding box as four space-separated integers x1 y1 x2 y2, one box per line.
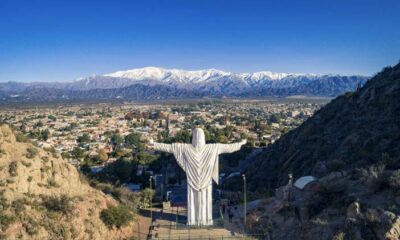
153 137 245 226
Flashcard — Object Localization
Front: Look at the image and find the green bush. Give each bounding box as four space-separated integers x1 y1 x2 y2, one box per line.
0 213 15 231
332 232 346 240
22 216 39 236
0 190 9 210
139 188 155 209
42 195 73 215
9 161 18 177
111 187 140 211
387 170 400 189
26 147 38 159
21 160 32 167
100 205 134 229
47 178 60 188
12 198 28 215
16 133 27 142
41 156 49 162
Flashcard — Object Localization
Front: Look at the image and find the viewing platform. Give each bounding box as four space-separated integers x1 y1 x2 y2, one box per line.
148 206 248 240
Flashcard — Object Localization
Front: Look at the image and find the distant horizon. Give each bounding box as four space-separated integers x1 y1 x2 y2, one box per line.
0 65 377 83
1 0 399 82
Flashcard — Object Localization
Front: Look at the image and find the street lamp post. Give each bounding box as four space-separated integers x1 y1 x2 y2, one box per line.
149 176 153 223
137 220 141 240
242 174 247 235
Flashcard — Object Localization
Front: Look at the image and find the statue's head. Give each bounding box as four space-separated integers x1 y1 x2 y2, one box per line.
192 128 205 148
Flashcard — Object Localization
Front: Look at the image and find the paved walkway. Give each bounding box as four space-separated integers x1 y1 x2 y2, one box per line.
149 206 244 240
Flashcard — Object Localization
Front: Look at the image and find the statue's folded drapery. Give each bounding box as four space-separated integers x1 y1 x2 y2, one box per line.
152 128 246 226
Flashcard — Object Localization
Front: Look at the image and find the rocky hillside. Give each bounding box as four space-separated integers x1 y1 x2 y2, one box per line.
245 63 400 240
0 125 136 239
247 63 400 190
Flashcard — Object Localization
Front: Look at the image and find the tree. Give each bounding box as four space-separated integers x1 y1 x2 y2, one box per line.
172 130 191 143
71 147 85 159
136 151 157 166
77 133 91 144
40 129 50 141
112 159 133 183
34 121 43 128
269 114 281 123
48 115 57 121
124 112 134 121
125 132 141 147
111 134 124 146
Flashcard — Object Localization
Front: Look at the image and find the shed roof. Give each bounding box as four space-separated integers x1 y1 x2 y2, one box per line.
294 176 317 189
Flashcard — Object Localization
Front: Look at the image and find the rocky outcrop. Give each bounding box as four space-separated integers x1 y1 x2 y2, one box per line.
247 164 400 239
0 125 136 239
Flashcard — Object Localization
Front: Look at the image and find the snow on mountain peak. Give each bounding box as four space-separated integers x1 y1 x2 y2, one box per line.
103 66 321 84
104 67 231 83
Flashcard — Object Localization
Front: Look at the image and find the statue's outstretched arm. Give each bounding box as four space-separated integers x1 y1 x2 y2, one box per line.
149 139 174 153
217 139 247 154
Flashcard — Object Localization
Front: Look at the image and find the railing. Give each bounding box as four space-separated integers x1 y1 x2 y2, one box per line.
149 235 264 240
148 206 263 240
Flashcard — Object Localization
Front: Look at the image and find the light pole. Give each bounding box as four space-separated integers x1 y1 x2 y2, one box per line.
242 174 247 235
137 220 141 240
149 176 153 223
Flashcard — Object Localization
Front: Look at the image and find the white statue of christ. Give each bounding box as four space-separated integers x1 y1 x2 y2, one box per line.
149 128 246 226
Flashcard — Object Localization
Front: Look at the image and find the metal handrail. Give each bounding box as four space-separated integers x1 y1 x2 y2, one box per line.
150 235 264 240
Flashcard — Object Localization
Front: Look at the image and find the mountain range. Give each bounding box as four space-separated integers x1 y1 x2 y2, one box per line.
0 67 369 102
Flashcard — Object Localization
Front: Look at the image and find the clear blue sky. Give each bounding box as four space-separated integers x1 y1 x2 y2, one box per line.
0 0 399 82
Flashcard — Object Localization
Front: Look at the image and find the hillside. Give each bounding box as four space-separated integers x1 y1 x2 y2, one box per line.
247 63 400 190
0 125 136 239
245 63 400 239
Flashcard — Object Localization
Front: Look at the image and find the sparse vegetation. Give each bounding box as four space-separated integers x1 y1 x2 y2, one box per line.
332 232 346 240
47 178 60 188
16 133 27 142
22 216 39 236
42 195 73 215
9 161 18 177
12 198 28 215
26 147 38 159
139 188 155 209
387 169 400 189
0 213 16 231
100 204 134 229
44 147 58 158
41 156 49 162
21 160 32 167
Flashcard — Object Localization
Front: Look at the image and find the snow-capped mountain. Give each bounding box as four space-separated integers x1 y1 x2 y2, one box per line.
0 67 369 102
104 67 231 83
103 66 318 83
